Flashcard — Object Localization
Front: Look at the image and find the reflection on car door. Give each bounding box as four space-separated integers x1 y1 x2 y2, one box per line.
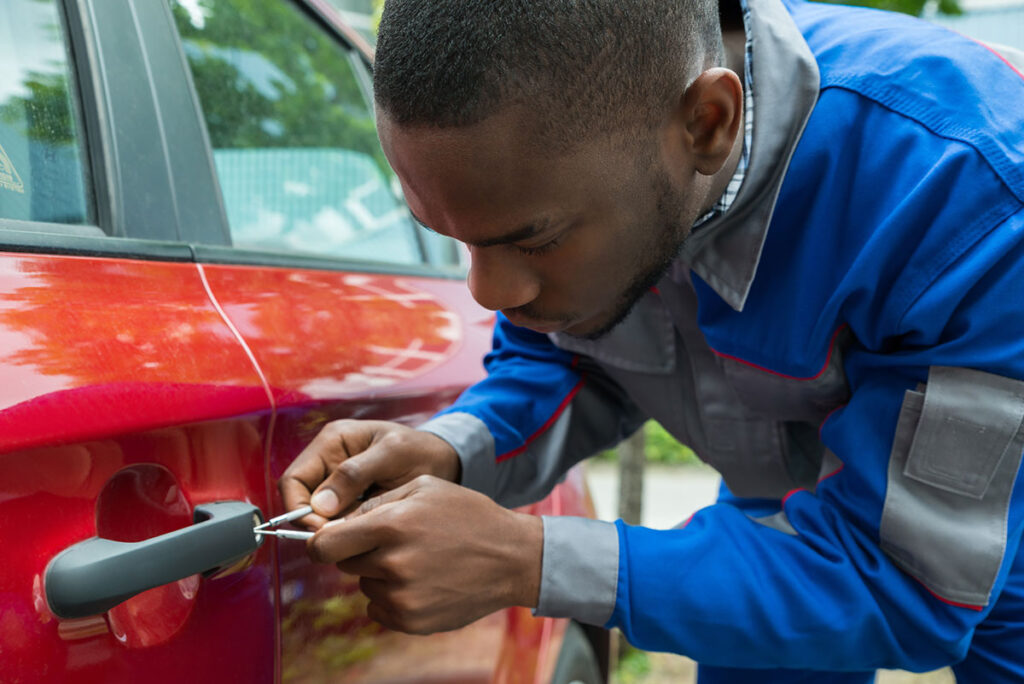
0 2 279 681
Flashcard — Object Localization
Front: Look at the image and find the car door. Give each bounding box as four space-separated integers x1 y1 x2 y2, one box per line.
0 1 280 681
166 0 599 681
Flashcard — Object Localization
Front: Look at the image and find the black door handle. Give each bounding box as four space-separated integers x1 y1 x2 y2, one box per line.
45 501 264 619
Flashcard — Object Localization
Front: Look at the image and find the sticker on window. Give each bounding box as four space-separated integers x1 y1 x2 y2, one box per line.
0 142 24 194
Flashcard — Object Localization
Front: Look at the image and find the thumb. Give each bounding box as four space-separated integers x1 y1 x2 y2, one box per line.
310 440 402 517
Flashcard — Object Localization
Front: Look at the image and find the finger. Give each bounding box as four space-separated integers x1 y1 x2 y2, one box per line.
335 551 389 579
365 596 403 632
308 514 383 565
311 440 410 518
345 478 421 520
359 577 391 605
297 512 330 531
279 424 359 516
361 580 426 635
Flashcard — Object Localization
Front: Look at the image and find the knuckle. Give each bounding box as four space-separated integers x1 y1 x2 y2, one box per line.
377 430 405 452
375 508 405 539
389 591 415 616
320 420 347 440
355 496 380 516
378 552 405 582
334 458 364 485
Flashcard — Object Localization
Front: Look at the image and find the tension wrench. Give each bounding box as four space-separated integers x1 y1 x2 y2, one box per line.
255 529 315 541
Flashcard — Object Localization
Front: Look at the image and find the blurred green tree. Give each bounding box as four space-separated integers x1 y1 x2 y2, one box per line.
819 0 962 17
170 0 387 172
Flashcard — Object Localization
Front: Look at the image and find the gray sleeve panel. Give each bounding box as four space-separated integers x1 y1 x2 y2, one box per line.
417 412 496 498
751 511 799 536
492 367 647 508
880 366 1024 606
534 516 619 626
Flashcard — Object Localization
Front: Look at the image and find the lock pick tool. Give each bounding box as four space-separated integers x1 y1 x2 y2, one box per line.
253 505 315 541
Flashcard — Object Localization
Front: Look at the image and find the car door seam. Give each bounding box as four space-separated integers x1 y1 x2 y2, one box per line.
195 262 276 412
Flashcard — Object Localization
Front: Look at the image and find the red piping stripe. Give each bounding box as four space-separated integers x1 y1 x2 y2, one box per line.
818 403 846 440
918 579 985 612
496 376 587 463
781 488 804 506
817 464 844 484
711 324 848 382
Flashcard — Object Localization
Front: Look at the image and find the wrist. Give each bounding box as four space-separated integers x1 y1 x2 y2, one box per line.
420 431 462 483
507 512 543 609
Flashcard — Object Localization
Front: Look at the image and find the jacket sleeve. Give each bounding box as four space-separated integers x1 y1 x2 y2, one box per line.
539 206 1024 671
417 311 646 508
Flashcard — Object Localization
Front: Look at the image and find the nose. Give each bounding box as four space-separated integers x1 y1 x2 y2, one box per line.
466 247 539 312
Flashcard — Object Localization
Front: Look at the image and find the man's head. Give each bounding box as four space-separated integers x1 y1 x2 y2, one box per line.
374 0 743 339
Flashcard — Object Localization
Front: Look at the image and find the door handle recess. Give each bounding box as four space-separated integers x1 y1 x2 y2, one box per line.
45 501 264 619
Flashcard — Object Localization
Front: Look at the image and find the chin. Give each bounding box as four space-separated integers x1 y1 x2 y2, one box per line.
563 309 626 341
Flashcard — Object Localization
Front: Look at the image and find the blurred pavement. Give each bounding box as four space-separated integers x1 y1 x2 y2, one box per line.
584 461 721 528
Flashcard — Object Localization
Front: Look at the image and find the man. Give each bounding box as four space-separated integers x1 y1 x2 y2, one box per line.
281 0 1024 680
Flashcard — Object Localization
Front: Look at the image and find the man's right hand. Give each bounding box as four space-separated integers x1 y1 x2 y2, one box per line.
278 420 460 530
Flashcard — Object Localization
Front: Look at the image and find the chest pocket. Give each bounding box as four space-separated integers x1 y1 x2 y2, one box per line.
659 275 837 498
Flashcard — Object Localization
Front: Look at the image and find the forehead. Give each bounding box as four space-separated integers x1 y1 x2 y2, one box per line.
377 108 642 241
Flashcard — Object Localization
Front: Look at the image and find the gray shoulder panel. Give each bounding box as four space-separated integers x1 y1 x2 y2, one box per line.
880 366 1024 606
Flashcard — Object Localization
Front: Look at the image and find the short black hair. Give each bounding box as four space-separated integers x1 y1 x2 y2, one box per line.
373 0 723 143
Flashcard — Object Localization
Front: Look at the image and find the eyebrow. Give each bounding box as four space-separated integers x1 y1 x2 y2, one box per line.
410 210 552 248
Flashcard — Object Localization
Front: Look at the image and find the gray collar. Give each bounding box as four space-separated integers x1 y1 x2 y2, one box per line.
680 0 820 311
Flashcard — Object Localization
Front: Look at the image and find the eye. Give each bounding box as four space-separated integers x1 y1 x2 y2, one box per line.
515 235 562 257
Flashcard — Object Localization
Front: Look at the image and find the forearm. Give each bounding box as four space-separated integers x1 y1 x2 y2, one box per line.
420 314 644 506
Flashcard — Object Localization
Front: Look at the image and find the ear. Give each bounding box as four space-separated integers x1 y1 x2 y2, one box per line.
681 68 744 176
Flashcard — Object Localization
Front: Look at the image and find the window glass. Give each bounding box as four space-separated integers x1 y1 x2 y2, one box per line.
171 0 424 265
0 0 93 225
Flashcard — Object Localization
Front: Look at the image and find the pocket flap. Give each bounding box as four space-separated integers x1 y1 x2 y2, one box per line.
906 366 1024 499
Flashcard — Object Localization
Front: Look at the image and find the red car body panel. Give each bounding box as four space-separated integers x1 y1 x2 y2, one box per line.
0 250 597 681
0 253 275 682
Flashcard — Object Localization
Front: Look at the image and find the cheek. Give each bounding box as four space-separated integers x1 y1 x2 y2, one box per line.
540 233 633 304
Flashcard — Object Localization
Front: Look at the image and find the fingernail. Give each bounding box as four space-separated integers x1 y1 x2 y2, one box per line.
311 489 339 515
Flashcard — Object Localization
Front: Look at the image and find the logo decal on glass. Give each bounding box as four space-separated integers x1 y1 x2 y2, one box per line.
0 142 24 194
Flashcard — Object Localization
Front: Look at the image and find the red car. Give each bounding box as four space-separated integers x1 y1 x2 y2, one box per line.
0 0 608 681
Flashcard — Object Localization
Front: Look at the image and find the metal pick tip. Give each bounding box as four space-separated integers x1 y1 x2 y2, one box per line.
255 505 315 530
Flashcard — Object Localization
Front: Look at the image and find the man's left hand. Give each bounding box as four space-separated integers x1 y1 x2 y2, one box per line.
307 475 543 634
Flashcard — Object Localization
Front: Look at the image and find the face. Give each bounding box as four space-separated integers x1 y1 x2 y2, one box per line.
378 105 709 339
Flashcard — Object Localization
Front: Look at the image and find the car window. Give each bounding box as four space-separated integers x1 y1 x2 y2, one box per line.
0 0 93 226
170 0 426 266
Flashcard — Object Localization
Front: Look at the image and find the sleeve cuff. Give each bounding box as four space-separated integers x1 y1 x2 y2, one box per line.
417 412 496 498
534 516 619 626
